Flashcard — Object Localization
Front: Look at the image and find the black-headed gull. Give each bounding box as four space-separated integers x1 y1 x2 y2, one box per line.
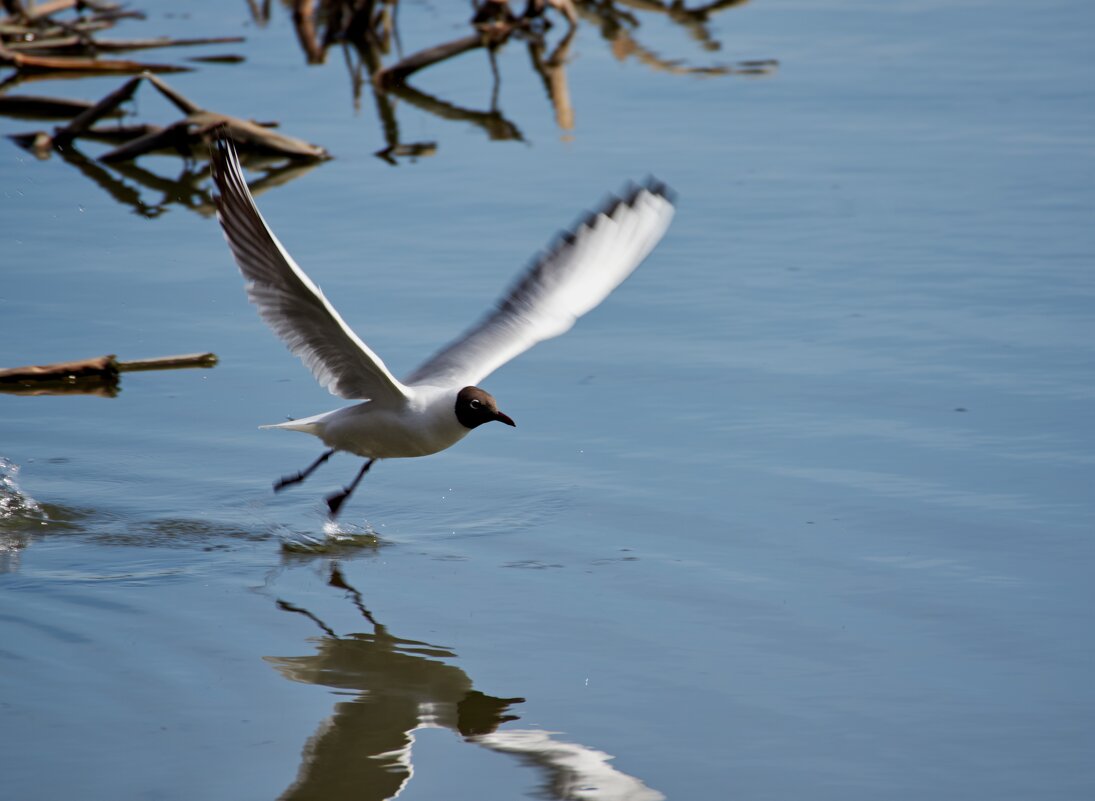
210 136 675 516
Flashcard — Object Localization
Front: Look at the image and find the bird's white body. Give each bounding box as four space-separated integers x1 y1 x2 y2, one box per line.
265 386 469 459
210 135 674 513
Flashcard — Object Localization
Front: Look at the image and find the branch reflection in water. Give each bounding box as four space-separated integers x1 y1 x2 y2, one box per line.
268 563 665 801
270 0 776 163
0 2 774 210
57 146 320 220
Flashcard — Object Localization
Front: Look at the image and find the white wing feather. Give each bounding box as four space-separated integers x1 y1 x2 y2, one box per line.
404 181 675 388
211 137 410 403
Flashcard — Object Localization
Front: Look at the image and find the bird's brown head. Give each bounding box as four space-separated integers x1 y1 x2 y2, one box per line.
455 386 516 430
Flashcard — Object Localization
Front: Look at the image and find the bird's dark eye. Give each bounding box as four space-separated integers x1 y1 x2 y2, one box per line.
469 399 481 410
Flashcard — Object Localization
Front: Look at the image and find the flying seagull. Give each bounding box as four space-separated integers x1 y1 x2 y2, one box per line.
210 136 675 516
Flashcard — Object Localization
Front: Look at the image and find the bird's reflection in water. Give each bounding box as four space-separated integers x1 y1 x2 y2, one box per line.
268 564 664 801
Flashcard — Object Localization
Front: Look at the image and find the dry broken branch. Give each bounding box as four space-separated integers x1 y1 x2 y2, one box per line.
9 74 329 161
0 43 189 74
0 352 218 397
2 35 244 55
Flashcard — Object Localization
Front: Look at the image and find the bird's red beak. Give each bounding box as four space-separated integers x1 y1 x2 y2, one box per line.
494 410 516 427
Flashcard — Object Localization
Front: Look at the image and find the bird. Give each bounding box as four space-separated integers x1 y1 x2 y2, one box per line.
210 135 675 517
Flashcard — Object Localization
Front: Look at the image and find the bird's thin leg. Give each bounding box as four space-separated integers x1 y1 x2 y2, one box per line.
326 459 375 517
274 449 335 492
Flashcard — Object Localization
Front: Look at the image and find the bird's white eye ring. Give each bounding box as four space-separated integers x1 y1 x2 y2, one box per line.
469 398 481 410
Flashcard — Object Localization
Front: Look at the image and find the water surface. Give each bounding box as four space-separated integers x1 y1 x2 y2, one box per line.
2 1 1093 799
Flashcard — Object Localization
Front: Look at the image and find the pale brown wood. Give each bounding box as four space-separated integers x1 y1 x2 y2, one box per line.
116 353 219 372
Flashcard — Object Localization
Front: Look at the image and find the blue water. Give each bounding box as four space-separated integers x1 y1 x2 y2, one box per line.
2 2 1093 799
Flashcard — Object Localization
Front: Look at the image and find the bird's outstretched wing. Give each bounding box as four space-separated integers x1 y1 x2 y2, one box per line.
403 180 675 389
211 136 410 403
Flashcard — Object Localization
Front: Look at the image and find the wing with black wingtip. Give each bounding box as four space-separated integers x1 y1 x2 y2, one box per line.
403 181 676 388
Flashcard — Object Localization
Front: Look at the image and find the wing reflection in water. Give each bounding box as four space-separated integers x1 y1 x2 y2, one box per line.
476 729 666 801
268 564 664 801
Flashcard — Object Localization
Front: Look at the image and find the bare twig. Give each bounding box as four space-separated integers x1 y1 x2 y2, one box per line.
2 35 245 55
51 73 142 147
117 353 219 371
142 71 203 114
98 118 193 161
0 43 189 74
377 30 500 86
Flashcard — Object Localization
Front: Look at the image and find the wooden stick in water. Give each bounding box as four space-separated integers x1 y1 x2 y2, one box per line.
0 352 217 384
116 353 218 372
0 355 118 383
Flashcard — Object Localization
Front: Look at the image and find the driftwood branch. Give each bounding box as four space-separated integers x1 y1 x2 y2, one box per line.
51 73 142 147
144 71 203 114
0 353 218 396
9 0 122 20
116 353 219 372
1 35 244 55
0 0 238 82
98 118 192 162
0 355 120 383
377 31 496 87
9 74 329 161
0 43 189 74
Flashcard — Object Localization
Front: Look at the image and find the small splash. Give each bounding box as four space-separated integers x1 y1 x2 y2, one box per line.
0 457 48 573
280 518 381 554
0 457 46 523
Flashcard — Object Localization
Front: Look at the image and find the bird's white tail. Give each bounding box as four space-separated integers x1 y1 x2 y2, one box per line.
259 412 330 435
